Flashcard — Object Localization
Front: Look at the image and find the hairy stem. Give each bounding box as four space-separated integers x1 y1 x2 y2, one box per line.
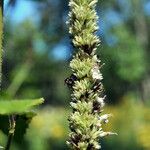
1 2 16 148
5 116 16 150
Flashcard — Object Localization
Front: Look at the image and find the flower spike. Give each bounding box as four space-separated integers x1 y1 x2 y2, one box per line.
66 0 116 149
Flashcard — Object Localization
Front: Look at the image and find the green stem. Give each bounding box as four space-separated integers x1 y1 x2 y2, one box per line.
0 2 16 149
5 115 16 150
0 0 3 85
5 134 13 150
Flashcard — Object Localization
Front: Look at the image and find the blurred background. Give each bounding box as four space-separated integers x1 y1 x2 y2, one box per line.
0 0 150 149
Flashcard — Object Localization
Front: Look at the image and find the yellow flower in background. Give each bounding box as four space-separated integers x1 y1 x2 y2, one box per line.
137 125 150 150
25 102 150 150
31 115 45 129
50 124 64 139
27 107 68 141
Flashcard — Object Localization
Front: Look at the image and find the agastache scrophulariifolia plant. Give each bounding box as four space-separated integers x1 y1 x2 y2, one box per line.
66 0 116 149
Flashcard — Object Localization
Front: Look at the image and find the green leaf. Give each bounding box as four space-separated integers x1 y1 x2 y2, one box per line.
0 98 44 115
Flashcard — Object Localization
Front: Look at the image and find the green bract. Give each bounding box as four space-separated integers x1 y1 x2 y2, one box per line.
0 98 44 115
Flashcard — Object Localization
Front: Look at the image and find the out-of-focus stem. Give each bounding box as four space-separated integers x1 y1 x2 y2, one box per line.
0 0 3 85
0 2 16 149
5 116 16 150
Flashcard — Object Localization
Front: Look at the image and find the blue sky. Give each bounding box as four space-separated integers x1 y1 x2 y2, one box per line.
4 0 150 23
4 0 36 23
4 0 70 60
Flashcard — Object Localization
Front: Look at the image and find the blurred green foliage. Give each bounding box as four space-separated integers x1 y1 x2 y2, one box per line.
3 0 150 104
103 95 150 150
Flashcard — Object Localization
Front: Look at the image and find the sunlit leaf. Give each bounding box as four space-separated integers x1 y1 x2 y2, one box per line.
0 98 44 115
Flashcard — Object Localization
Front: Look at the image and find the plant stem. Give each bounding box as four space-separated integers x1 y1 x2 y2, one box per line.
0 2 16 149
0 0 3 85
5 115 16 150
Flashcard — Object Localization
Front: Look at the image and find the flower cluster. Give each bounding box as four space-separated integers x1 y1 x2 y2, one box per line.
66 0 116 149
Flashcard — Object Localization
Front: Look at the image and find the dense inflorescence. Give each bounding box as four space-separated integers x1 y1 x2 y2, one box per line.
66 0 116 149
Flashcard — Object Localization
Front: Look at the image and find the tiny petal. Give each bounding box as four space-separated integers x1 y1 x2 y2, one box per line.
96 122 102 127
99 114 112 124
97 97 105 107
66 141 70 145
93 55 101 63
104 119 109 123
99 114 112 121
100 132 117 137
95 144 101 149
91 65 103 80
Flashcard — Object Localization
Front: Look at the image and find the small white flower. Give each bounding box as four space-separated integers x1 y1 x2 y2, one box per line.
96 122 102 127
66 141 70 145
104 120 109 123
92 55 101 63
97 97 105 108
70 102 77 109
95 144 101 149
99 114 112 124
91 64 103 80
